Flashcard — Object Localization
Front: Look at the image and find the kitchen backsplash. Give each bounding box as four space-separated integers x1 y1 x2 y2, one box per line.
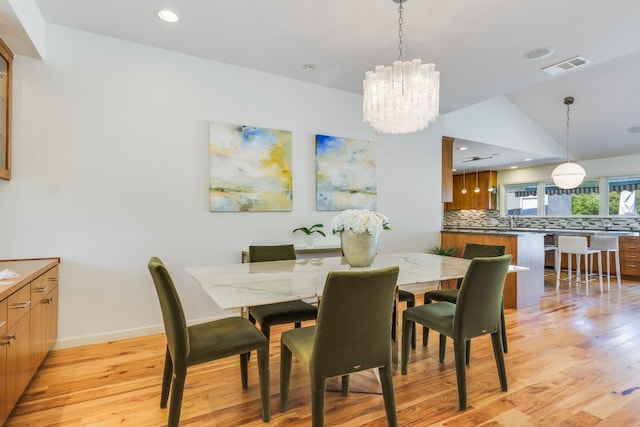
444 210 640 231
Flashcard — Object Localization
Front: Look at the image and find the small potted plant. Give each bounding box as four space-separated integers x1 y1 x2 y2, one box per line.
293 223 326 248
430 246 457 256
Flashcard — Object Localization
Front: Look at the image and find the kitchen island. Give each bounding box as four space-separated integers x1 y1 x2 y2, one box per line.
441 230 544 309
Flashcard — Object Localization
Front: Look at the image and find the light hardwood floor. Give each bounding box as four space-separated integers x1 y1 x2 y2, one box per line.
6 275 640 426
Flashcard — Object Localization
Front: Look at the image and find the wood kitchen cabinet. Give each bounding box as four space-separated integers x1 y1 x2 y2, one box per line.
0 258 59 426
444 170 497 210
0 36 12 180
619 236 640 278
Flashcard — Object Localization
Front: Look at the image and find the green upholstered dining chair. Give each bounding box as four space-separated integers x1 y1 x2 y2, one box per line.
280 266 400 427
402 254 512 411
248 244 319 341
148 257 270 426
422 243 507 355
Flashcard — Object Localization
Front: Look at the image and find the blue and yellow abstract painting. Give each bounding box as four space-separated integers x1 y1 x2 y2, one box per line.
316 134 377 211
210 122 292 212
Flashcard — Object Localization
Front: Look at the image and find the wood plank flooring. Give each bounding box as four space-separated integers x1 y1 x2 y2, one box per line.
6 275 640 426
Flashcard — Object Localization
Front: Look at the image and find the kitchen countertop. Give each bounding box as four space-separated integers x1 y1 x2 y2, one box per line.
442 227 640 236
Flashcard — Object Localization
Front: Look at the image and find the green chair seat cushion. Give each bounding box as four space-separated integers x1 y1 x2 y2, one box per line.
423 288 458 303
281 326 316 368
250 300 318 325
403 302 455 337
187 316 268 366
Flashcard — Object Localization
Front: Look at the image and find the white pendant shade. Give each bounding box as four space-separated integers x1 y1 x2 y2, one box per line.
363 59 440 134
551 161 586 189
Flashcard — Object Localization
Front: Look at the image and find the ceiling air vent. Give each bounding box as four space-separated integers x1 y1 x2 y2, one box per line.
541 55 590 75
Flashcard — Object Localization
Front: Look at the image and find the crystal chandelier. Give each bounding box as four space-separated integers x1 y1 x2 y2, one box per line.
363 0 440 134
551 96 586 189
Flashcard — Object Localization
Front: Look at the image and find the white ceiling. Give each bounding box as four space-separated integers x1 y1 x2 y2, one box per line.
5 1 640 171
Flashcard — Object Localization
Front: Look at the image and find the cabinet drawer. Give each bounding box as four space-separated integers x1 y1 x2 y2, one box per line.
30 266 59 305
7 284 31 327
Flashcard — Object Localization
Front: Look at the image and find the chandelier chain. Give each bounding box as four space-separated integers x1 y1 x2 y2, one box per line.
566 102 571 161
398 2 404 61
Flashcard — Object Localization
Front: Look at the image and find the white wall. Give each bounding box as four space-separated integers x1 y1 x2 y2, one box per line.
0 25 443 347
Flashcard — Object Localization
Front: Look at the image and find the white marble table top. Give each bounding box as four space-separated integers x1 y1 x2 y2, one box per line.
187 252 479 311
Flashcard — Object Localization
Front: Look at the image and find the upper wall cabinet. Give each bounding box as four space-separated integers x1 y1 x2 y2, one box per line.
444 171 497 210
0 37 13 180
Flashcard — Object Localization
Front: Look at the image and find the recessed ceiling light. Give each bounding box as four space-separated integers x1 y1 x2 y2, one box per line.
510 166 518 169
524 47 554 61
158 10 179 23
523 158 532 162
457 147 467 151
303 64 317 72
627 126 640 134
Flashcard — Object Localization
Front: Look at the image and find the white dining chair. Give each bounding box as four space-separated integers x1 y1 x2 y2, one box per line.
588 235 621 291
556 235 603 295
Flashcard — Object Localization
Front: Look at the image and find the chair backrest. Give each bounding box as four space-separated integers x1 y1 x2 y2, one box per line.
454 254 512 341
249 244 297 262
456 243 506 288
148 257 189 364
590 235 619 251
462 243 506 259
311 266 400 378
558 236 588 254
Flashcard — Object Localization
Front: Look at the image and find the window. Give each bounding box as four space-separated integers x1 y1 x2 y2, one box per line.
544 180 599 215
505 183 538 215
608 176 640 216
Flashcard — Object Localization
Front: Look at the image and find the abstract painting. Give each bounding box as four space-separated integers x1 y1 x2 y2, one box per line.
316 134 377 211
209 122 292 212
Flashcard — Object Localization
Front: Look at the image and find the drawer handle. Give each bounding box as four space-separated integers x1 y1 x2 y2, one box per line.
44 297 54 304
3 333 16 346
0 320 5 328
47 277 59 282
33 286 49 293
627 265 637 268
9 301 31 309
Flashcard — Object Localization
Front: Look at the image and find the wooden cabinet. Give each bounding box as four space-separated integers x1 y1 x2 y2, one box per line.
0 36 12 180
442 137 453 203
0 259 59 426
0 298 7 423
444 171 497 210
30 266 59 372
619 236 640 277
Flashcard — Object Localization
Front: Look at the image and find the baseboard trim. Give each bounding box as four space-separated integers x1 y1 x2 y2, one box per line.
52 314 233 350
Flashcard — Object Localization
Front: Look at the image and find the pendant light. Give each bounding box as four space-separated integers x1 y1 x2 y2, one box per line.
362 0 440 134
551 96 586 189
474 169 480 193
461 169 467 194
487 168 495 192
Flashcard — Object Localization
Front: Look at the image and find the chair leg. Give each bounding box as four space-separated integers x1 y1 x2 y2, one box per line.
438 334 447 362
294 322 302 328
407 299 416 349
279 344 292 413
160 347 173 409
379 364 399 427
391 302 397 341
500 304 508 353
260 324 271 341
401 314 413 375
341 375 350 396
465 339 471 366
256 346 271 422
422 297 432 347
453 338 468 411
491 332 508 392
167 369 186 427
310 376 327 427
615 250 622 288
240 352 249 389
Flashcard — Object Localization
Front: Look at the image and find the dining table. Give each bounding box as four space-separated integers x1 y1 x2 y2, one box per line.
186 251 526 393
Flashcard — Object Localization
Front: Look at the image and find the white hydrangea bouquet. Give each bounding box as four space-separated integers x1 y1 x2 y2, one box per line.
331 209 391 236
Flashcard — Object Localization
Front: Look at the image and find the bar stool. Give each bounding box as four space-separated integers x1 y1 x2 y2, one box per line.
588 235 621 291
556 235 603 295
